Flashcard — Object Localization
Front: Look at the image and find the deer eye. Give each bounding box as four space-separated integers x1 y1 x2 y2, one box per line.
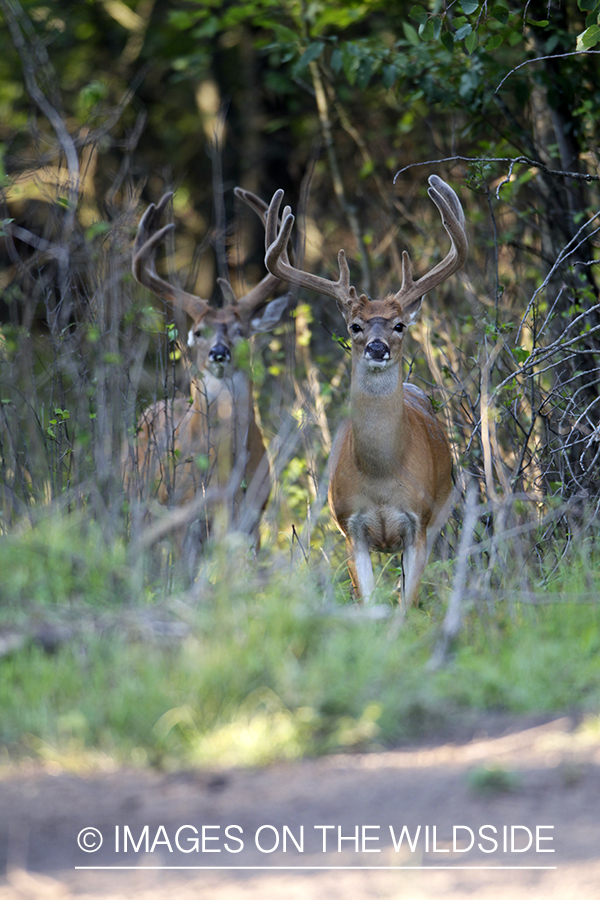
350 323 362 335
393 323 404 333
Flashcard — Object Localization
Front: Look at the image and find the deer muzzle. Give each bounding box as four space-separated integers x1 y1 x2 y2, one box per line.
209 343 232 364
364 339 390 362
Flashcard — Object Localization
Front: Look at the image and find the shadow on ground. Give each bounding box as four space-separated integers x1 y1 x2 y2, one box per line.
1 713 599 899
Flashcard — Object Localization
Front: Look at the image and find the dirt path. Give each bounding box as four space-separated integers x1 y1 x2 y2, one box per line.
1 713 599 899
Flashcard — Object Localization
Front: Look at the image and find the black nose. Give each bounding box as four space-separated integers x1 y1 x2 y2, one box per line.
365 339 390 361
209 344 231 363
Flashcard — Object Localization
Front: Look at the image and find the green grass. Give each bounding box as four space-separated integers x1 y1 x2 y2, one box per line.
0 513 132 609
1 513 600 771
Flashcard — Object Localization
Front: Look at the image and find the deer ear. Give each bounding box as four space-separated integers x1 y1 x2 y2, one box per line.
250 293 290 334
182 295 210 320
337 288 364 322
336 297 354 319
403 295 423 326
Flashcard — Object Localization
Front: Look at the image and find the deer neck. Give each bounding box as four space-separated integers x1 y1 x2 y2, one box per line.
350 359 406 475
192 370 256 441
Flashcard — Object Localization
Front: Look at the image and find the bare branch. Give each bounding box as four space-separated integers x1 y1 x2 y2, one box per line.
394 155 599 192
3 223 57 255
516 213 600 341
495 50 600 95
427 482 478 671
1 0 80 234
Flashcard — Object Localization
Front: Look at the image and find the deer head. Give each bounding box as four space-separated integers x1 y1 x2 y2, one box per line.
132 189 290 380
263 175 467 374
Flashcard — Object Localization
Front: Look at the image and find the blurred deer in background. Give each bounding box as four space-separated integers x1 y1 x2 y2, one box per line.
264 175 467 609
126 189 290 564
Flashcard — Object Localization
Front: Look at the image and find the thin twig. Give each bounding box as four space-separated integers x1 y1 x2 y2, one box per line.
516 215 600 341
291 523 309 564
309 60 371 295
208 103 230 285
1 0 80 232
495 50 600 94
480 338 508 504
394 155 599 189
427 482 478 670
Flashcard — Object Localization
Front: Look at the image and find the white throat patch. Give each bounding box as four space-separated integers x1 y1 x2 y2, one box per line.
366 358 392 370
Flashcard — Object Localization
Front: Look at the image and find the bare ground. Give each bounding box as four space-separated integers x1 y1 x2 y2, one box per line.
1 713 599 899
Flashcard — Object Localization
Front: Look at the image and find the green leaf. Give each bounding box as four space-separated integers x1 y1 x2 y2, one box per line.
356 57 373 89
440 31 455 52
513 346 529 364
508 29 523 46
195 454 210 472
486 34 503 50
526 18 549 27
85 221 111 241
0 218 14 238
192 17 220 40
341 44 360 84
296 41 325 71
78 80 109 112
455 23 473 40
168 10 196 29
461 0 479 12
491 5 509 24
330 47 343 73
409 5 428 25
402 21 421 46
578 0 599 11
271 23 302 44
382 64 398 88
420 18 436 41
577 23 600 48
465 31 478 53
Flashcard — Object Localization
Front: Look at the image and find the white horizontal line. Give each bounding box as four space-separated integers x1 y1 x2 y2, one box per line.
75 865 558 871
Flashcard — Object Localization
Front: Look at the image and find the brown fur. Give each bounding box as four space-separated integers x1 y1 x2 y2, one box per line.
263 176 467 606
124 191 288 566
327 297 453 605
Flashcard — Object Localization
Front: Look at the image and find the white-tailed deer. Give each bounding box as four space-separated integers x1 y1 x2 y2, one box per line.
126 189 289 560
264 175 467 608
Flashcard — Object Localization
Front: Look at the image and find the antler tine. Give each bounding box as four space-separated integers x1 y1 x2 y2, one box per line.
395 175 468 305
232 186 293 314
264 190 355 305
235 188 293 267
132 192 209 318
132 191 171 261
429 174 466 231
265 189 286 257
233 186 268 227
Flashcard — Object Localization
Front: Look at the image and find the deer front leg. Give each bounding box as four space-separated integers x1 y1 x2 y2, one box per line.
397 495 452 610
397 534 429 612
346 535 375 601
